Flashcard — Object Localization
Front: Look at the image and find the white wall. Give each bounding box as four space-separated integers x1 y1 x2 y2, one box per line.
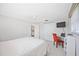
0 16 31 41
39 19 69 41
71 5 79 34
40 23 56 41
0 15 70 41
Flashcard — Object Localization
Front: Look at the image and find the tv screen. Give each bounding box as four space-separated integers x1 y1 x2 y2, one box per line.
56 22 66 28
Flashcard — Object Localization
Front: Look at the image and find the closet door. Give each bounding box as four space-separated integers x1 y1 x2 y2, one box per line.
65 36 75 56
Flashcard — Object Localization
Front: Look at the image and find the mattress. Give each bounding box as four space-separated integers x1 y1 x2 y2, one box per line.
0 37 48 56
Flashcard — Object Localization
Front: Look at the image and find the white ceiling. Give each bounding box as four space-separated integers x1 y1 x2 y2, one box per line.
0 3 72 23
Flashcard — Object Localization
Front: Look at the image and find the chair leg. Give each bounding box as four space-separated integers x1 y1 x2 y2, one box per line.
56 42 58 48
53 41 55 45
62 42 64 48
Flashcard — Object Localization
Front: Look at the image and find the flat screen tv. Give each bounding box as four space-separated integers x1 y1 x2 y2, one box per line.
56 22 66 28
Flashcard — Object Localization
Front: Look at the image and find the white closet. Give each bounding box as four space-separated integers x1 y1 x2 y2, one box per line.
64 35 76 56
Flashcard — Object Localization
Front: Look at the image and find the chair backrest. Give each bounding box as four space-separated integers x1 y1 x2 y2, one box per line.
52 33 59 42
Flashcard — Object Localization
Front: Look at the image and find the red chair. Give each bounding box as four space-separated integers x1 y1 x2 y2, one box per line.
52 33 64 48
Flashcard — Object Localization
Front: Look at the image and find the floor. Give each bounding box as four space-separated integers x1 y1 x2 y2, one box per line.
47 41 65 56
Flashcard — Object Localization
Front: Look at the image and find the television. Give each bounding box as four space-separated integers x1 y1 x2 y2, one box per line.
56 22 66 28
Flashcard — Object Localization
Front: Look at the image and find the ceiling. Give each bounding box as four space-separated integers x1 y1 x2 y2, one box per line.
0 3 72 23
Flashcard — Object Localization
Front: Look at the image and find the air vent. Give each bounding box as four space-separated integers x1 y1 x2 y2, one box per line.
45 20 48 21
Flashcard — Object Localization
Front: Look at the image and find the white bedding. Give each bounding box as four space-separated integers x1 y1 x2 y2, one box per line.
0 37 48 56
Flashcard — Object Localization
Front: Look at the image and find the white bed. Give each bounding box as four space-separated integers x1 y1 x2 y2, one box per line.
0 37 48 56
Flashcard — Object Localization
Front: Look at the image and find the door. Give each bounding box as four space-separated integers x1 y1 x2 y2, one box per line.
31 24 40 38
